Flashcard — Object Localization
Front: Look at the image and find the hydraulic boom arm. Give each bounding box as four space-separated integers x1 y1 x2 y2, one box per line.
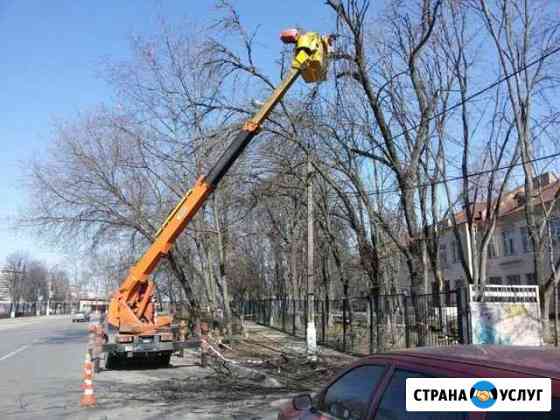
107 29 332 334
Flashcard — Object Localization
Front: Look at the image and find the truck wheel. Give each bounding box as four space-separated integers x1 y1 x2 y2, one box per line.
158 353 171 367
105 353 119 370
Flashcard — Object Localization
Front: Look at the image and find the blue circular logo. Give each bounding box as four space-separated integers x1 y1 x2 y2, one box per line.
470 381 498 409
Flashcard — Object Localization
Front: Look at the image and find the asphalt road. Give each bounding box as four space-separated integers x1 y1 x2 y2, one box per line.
0 316 288 420
0 315 89 419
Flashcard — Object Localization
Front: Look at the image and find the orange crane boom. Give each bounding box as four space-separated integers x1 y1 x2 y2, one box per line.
106 29 332 336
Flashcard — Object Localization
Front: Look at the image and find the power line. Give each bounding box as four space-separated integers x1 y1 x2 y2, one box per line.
329 150 560 198
258 44 560 199
332 43 560 198
352 44 560 153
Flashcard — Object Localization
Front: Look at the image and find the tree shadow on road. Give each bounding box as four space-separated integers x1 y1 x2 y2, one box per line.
90 371 297 419
35 329 88 345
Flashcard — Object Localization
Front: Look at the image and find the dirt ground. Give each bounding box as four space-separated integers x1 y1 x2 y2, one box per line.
215 324 357 392
73 322 356 420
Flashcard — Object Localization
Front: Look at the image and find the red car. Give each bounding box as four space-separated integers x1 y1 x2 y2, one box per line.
278 345 560 419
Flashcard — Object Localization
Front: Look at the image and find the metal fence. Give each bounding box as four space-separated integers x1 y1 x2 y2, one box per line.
242 288 468 356
0 301 77 319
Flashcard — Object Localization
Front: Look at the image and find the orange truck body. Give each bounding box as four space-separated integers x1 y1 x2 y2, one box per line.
106 177 213 335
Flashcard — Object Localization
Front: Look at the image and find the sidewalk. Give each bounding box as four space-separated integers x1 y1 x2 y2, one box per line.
73 321 356 419
80 332 289 419
0 314 70 331
225 321 358 393
242 321 358 360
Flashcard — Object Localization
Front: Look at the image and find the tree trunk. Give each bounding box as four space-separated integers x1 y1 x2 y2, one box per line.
213 195 232 336
306 154 317 361
541 285 553 344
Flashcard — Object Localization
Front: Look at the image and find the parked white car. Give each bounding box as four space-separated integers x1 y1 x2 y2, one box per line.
71 312 89 322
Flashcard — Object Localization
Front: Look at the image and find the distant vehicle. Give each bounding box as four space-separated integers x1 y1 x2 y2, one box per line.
88 310 102 323
278 345 560 419
71 312 89 323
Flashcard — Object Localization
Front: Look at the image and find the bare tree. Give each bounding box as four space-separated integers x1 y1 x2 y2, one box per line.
48 266 71 302
477 0 560 340
4 251 28 317
324 0 455 344
23 259 49 306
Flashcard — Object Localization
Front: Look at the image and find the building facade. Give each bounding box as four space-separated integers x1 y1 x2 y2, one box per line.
398 173 560 296
78 297 108 313
0 269 10 302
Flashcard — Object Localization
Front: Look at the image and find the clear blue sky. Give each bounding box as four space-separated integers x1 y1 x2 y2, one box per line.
0 0 332 267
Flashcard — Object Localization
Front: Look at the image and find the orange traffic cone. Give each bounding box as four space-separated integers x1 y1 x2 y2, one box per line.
80 352 96 407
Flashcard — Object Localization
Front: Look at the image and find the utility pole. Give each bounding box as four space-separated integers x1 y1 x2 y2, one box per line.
306 151 317 362
46 278 52 316
555 282 558 347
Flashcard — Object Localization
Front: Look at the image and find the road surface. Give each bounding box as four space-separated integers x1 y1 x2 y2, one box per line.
0 316 87 419
0 316 288 419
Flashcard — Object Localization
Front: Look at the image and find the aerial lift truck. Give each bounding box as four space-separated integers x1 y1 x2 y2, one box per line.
102 29 332 367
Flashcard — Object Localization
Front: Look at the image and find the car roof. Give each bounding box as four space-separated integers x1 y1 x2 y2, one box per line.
366 345 560 378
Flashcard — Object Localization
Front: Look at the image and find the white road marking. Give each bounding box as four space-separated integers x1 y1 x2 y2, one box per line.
0 345 29 362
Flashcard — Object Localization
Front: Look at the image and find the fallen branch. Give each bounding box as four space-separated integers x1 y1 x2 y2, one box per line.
201 337 239 365
218 341 234 352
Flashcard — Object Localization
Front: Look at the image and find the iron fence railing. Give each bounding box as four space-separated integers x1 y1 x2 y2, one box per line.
241 289 469 356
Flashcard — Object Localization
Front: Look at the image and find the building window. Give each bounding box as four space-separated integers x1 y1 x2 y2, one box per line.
520 227 533 253
506 274 521 285
502 229 516 256
548 218 560 243
431 281 440 304
487 238 498 259
439 244 448 268
451 240 461 264
489 276 502 285
526 273 537 285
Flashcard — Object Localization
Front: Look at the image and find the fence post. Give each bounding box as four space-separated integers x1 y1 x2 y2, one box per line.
342 296 347 353
266 299 270 325
292 298 297 336
368 295 374 354
304 296 308 338
265 300 268 325
412 291 421 346
437 292 445 338
321 300 326 344
457 287 468 344
374 294 382 352
254 301 257 323
403 293 410 348
282 298 286 332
